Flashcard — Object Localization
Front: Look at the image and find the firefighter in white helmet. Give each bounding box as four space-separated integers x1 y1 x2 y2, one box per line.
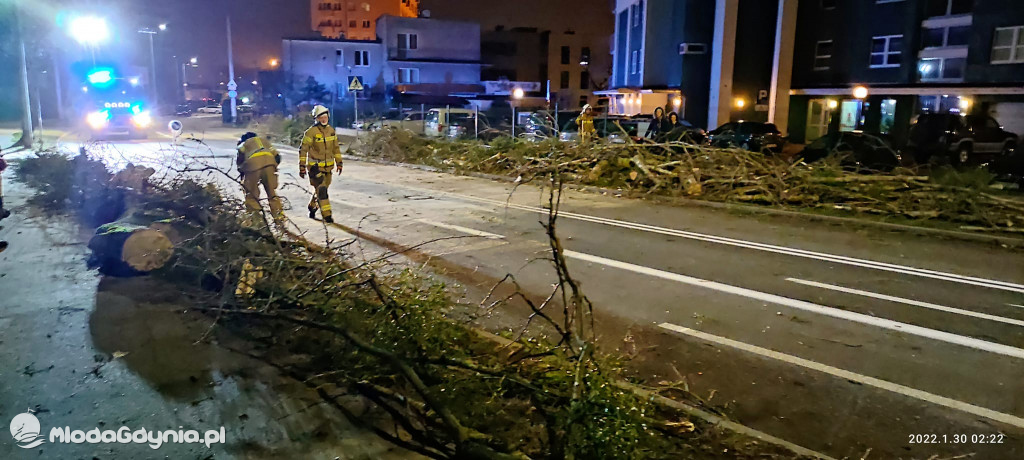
299 105 343 223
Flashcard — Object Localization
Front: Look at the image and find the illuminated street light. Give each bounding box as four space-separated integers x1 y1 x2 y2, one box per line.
69 16 109 45
512 87 524 99
190 57 198 65
269 58 279 67
129 77 140 86
241 97 250 104
852 85 869 99
734 97 746 109
251 80 258 85
158 23 167 31
672 96 682 109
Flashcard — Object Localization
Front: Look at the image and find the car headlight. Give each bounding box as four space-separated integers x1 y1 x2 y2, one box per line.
86 110 110 129
132 111 153 128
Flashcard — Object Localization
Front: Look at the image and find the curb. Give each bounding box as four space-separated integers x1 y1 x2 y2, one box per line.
339 154 1024 249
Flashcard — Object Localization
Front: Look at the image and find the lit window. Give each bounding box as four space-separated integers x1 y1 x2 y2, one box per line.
992 25 1024 64
814 40 833 70
630 50 638 74
869 35 903 68
917 57 965 81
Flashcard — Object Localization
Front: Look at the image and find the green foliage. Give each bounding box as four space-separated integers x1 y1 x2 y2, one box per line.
929 166 996 190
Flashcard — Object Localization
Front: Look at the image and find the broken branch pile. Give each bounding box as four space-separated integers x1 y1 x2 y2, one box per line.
355 129 1024 232
14 149 805 458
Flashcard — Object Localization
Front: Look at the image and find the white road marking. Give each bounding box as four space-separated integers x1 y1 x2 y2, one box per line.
788 278 1024 327
417 220 505 239
564 250 1024 360
658 323 1024 430
441 193 1024 294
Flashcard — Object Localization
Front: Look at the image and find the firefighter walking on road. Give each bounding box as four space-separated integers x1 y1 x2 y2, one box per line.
236 132 284 226
299 105 343 224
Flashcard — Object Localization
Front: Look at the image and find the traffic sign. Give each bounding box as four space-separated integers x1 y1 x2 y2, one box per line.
347 76 364 92
227 80 238 91
227 90 238 98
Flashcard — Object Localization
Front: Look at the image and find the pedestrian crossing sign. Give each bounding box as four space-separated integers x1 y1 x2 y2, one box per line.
347 76 364 92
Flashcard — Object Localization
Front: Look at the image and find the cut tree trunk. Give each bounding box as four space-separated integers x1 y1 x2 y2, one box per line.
88 222 174 276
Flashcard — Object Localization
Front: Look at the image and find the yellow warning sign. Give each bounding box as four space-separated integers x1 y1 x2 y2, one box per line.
348 76 364 92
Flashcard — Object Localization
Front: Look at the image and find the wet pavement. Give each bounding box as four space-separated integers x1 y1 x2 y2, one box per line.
0 174 418 459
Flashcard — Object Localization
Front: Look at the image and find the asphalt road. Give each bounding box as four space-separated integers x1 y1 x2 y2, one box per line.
15 120 1024 459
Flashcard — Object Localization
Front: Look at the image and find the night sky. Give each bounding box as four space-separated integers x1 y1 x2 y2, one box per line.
420 0 614 34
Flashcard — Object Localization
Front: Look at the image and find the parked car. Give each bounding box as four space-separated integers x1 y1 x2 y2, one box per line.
424 108 477 138
371 111 426 134
447 114 505 141
799 131 902 172
174 104 192 117
196 104 222 114
523 110 582 140
707 121 785 153
905 113 1018 166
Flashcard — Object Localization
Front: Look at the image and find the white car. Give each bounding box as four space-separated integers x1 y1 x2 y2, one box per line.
196 105 222 114
424 108 477 137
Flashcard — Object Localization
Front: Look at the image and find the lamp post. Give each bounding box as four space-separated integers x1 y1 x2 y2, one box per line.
511 87 524 138
138 26 161 107
181 57 197 102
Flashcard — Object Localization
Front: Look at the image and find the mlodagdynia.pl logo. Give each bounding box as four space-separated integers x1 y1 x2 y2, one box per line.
9 409 226 450
10 411 45 448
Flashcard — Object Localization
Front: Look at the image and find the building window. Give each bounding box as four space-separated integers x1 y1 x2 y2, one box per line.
631 1 644 28
918 57 965 81
560 71 570 88
580 71 590 90
923 25 970 48
397 68 419 84
869 35 902 68
679 43 708 55
925 0 972 18
354 50 370 67
581 47 591 63
992 26 1024 64
630 50 638 74
335 49 344 66
814 40 833 70
821 0 836 9
349 20 357 28
362 20 371 28
561 46 570 65
398 33 418 50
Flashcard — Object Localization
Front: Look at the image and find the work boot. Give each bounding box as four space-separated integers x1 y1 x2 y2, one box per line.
309 208 317 219
324 216 334 224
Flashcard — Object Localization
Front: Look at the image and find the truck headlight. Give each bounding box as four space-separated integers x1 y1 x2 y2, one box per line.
132 111 152 128
86 110 110 129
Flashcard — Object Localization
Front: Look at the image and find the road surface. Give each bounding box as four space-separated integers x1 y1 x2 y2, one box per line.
6 119 1024 459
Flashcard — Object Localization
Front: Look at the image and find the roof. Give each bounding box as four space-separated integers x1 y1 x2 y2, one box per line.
283 37 381 44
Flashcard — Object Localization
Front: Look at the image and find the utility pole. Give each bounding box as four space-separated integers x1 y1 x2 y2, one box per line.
16 8 33 148
226 16 237 124
51 52 64 121
138 28 159 107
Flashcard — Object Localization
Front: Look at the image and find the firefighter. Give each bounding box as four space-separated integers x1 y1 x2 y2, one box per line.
299 105 343 224
236 132 283 226
576 104 597 144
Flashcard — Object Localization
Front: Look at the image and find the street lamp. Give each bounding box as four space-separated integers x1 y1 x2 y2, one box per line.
269 58 279 68
852 85 869 99
511 87 524 138
69 16 109 46
158 23 167 31
734 97 746 109
190 57 198 65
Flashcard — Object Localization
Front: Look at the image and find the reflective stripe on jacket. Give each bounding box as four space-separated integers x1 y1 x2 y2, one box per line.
237 136 280 173
299 124 343 169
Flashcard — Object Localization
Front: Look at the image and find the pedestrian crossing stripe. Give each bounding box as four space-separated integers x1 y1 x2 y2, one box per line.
348 76 364 92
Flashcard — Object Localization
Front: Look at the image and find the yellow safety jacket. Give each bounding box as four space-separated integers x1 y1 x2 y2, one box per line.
299 124 343 170
236 136 280 173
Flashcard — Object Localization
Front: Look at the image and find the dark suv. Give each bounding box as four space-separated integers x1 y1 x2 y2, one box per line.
707 121 785 153
906 114 1018 165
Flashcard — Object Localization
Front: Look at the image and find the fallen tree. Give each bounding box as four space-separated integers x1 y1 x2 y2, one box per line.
14 146 816 459
353 129 1024 233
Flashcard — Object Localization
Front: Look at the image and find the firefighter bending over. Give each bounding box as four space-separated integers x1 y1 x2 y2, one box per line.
236 132 283 226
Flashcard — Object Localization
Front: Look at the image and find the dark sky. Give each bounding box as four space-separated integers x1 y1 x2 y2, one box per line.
13 0 614 89
421 0 614 35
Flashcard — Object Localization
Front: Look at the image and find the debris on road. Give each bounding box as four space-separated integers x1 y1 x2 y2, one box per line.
355 129 1024 233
